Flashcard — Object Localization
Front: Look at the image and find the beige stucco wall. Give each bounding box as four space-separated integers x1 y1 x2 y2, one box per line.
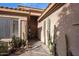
38 3 79 56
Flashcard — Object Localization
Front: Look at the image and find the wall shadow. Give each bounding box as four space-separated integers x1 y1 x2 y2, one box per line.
55 3 79 56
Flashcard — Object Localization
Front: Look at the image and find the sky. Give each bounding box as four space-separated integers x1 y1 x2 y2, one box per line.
0 3 48 9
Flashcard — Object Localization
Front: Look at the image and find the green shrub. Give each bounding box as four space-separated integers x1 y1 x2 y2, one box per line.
9 35 26 50
0 41 8 53
22 39 26 47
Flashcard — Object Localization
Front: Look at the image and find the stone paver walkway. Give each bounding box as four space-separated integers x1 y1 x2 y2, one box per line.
20 41 51 56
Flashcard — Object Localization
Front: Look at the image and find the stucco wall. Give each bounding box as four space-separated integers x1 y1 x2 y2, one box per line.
38 3 79 56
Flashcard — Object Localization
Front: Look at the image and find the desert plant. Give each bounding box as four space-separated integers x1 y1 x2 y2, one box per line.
22 39 26 47
9 35 26 50
0 41 8 55
48 36 52 51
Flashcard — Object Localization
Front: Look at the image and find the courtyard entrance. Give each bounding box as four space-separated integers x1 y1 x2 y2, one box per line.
27 16 40 46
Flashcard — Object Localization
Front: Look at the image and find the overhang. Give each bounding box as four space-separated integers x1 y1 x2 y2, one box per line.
38 3 65 22
0 6 43 17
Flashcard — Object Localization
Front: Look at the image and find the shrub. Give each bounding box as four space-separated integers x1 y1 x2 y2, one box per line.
9 35 26 50
22 39 26 47
0 41 8 55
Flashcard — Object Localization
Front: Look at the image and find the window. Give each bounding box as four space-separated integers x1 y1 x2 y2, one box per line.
0 18 11 38
13 20 18 37
0 17 18 39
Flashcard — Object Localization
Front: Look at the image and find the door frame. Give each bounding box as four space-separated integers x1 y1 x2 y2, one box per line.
20 20 27 39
